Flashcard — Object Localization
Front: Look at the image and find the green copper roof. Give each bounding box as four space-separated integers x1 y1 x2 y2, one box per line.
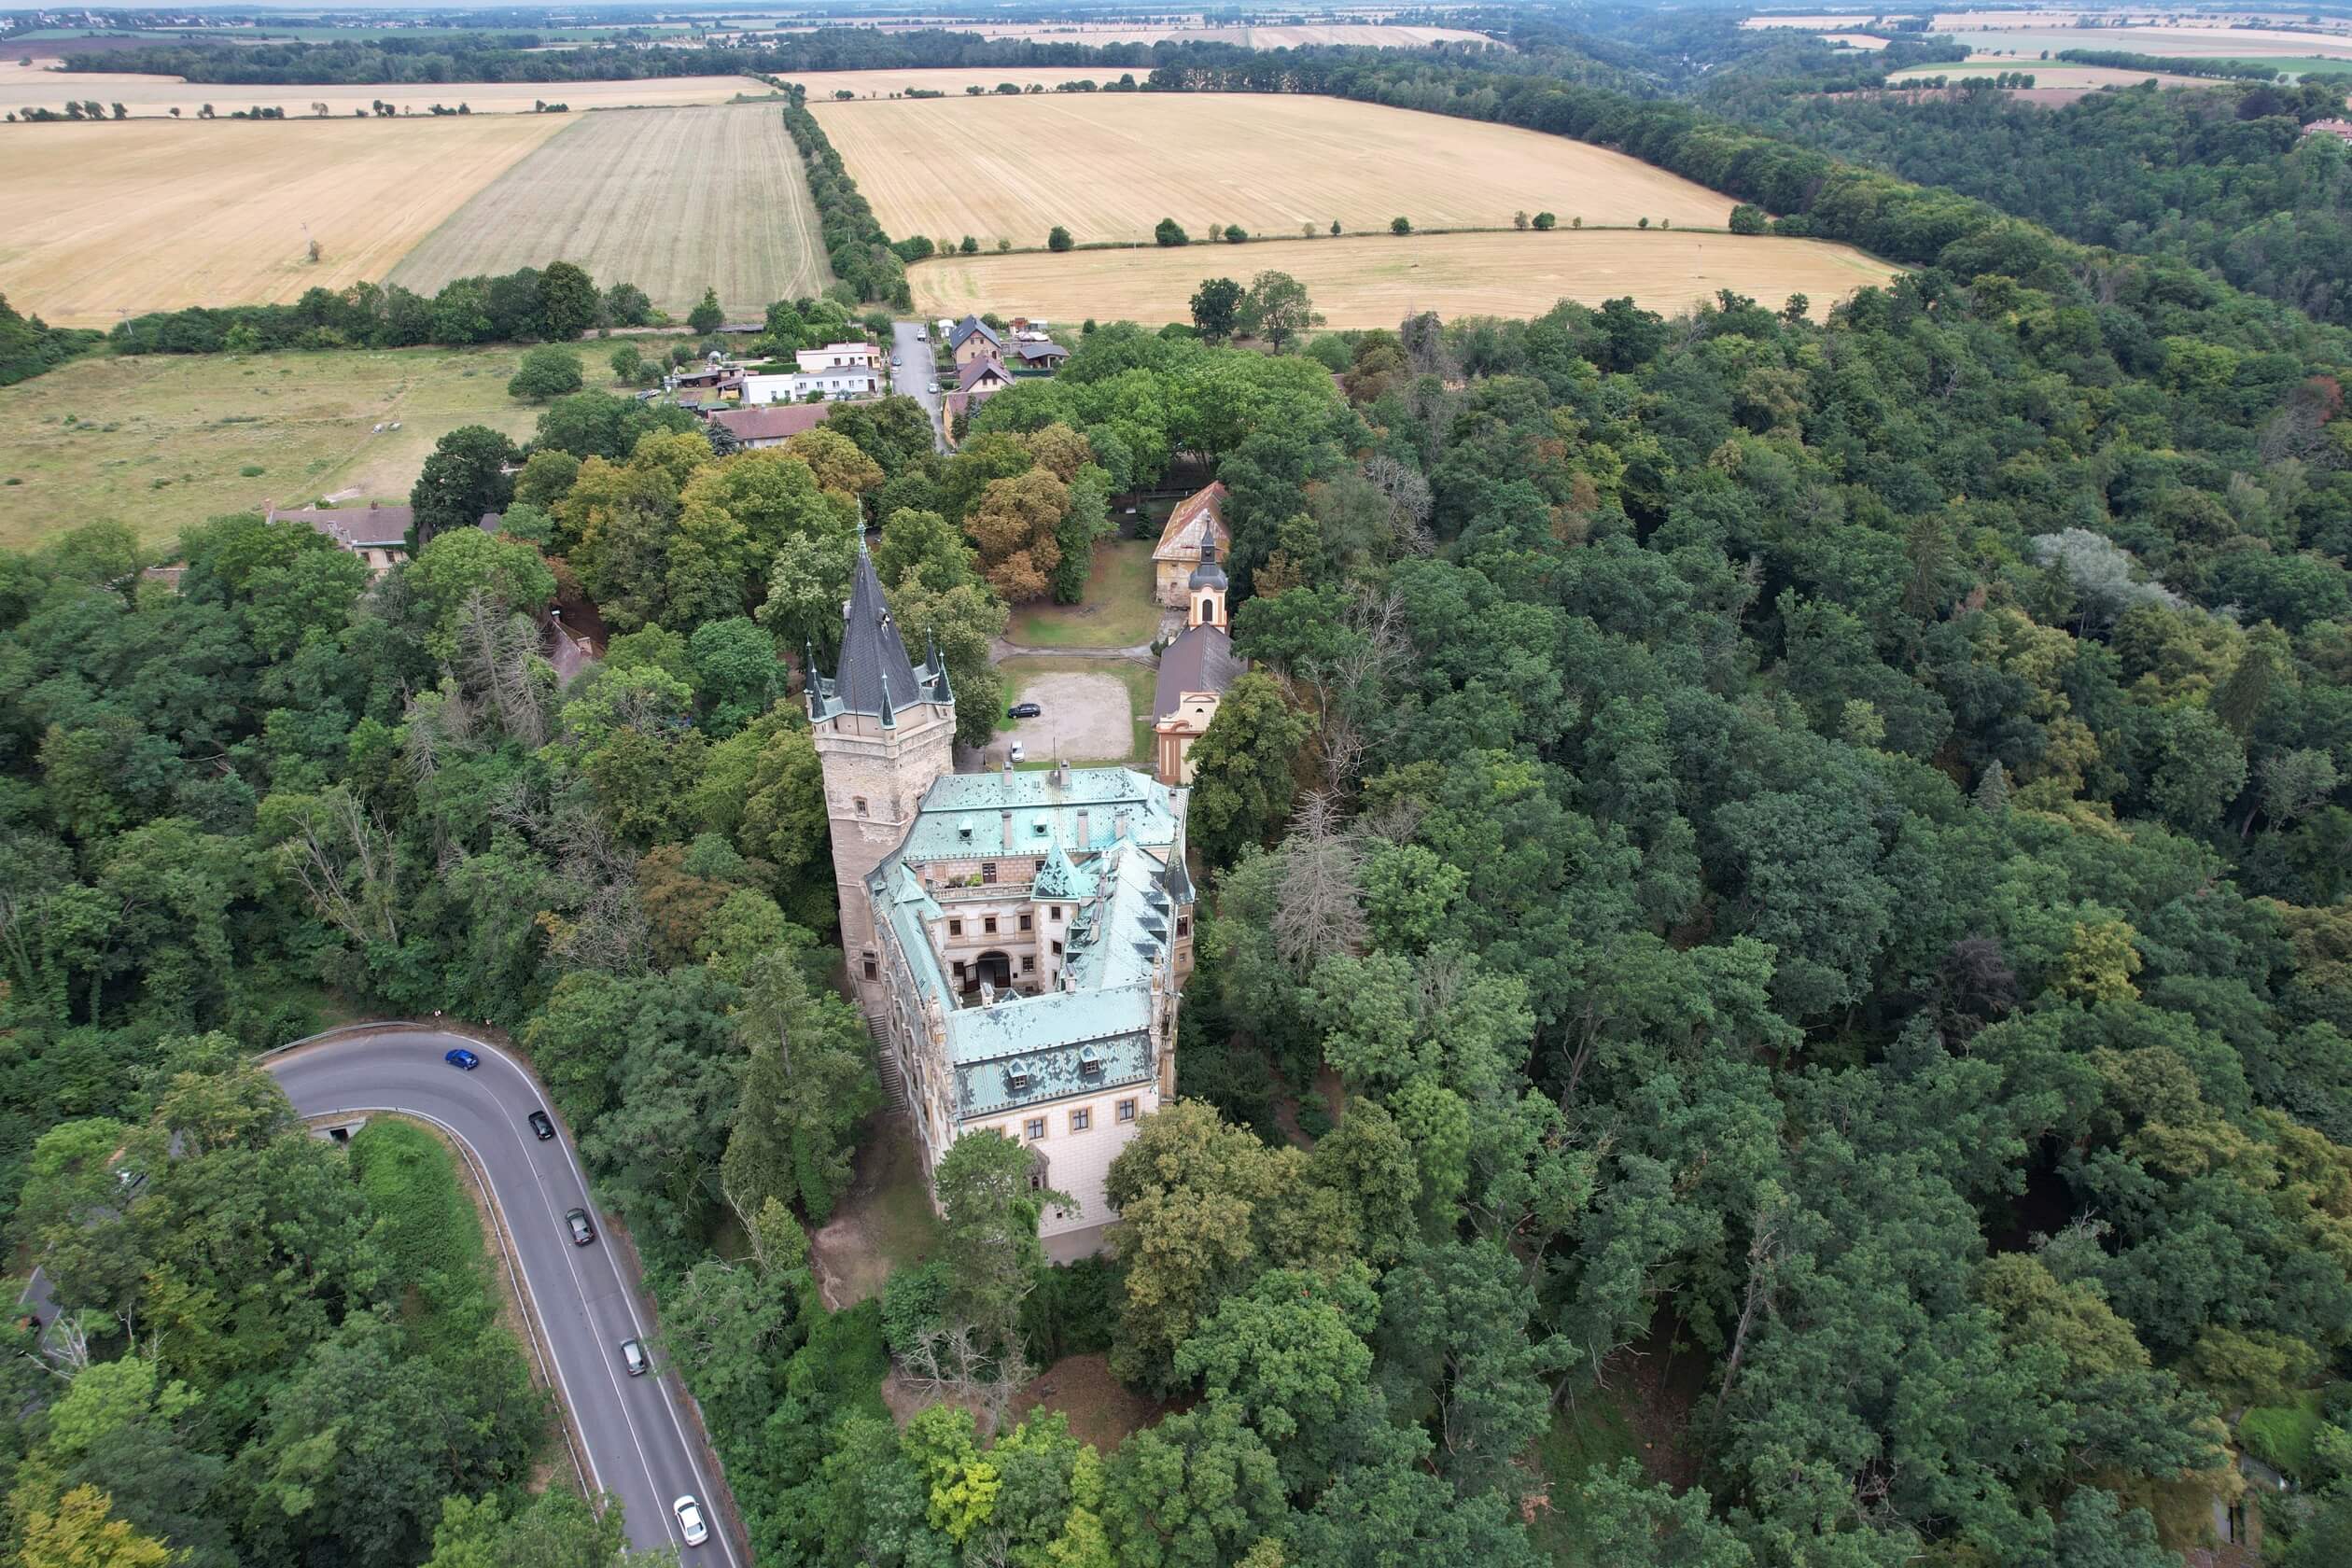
1031 838 1096 901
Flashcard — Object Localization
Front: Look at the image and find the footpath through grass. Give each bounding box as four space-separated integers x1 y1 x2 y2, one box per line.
1006 539 1162 648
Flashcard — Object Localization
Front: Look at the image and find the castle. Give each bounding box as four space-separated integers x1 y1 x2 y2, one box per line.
810 546 1197 1255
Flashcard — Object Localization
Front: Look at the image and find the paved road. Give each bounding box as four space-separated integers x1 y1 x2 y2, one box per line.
891 318 948 451
267 1029 739 1563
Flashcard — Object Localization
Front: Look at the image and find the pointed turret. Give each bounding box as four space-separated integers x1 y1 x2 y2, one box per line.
824 544 923 719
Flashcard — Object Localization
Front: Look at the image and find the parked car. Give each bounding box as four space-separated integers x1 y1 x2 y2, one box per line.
566 1208 596 1246
930 380 943 394
890 354 903 366
674 1496 709 1547
621 1337 649 1377
1007 701 1043 719
527 1110 556 1141
443 1047 480 1071
1008 741 1026 763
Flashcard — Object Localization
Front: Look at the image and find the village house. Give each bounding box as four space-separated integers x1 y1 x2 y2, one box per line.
265 501 413 576
949 314 1005 367
1151 481 1230 607
813 547 1192 1256
1152 544 1243 785
706 401 833 449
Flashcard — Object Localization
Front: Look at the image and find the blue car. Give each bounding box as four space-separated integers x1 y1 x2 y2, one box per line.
444 1047 481 1071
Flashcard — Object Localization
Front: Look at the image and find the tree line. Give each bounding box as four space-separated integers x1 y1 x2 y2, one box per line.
106 259 653 357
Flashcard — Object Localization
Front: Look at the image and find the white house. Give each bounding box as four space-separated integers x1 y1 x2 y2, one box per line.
796 341 881 374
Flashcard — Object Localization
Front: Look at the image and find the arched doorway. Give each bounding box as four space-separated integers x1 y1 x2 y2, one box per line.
973 950 1014 991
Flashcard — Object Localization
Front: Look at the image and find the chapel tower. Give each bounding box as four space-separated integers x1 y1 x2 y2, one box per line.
808 545 956 1011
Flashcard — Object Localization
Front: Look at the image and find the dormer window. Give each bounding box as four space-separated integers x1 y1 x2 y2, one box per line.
1079 1045 1104 1078
1005 1065 1033 1094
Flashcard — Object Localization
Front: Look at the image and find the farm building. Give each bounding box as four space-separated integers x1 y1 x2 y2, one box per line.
1152 481 1231 607
1011 336 1070 371
2303 118 2352 143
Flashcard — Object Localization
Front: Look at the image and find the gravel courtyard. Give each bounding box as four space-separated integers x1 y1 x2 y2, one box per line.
1000 667 1139 766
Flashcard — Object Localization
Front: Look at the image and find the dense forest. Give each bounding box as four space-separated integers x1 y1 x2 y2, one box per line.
1702 69 2352 329
7 14 2352 1568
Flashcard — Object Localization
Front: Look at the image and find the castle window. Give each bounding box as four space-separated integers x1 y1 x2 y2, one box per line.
1050 904 1062 920
1024 1117 1046 1141
861 954 877 981
1070 1107 1091 1132
853 795 868 817
1116 1099 1138 1122
981 861 998 884
1177 916 1190 937
948 918 964 936
1019 912 1032 931
1021 955 1035 973
1051 940 1064 957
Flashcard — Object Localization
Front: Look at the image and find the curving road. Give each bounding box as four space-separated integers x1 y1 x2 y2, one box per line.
266 1028 740 1562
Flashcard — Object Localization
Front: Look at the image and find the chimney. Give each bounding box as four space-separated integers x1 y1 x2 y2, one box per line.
1114 807 1131 843
1001 809 1015 851
1075 809 1090 848
1053 759 1069 789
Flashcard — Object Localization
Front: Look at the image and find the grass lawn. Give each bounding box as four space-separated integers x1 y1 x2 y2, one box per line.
0 344 548 553
1529 1393 1641 1564
998 654 1156 766
1007 539 1162 648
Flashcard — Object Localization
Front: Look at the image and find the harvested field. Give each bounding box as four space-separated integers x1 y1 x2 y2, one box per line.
1885 59 2212 89
0 114 567 326
0 344 545 552
1819 32 1890 49
863 21 1492 46
388 103 830 318
815 93 1732 248
777 67 1119 99
912 230 1900 329
1930 25 2352 57
0 66 777 118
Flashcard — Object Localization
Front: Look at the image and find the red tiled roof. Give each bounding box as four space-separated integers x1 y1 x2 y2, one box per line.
1153 482 1229 562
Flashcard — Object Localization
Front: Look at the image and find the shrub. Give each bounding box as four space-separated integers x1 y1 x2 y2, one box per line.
1514 210 1530 230
1390 216 1412 234
959 234 979 254
1532 211 1557 230
1224 225 1249 244
1729 203 1769 235
1020 1256 1117 1364
1155 217 1188 246
507 343 585 401
239 464 265 477
1047 225 1073 252
880 1259 952 1356
2239 1393 2325 1481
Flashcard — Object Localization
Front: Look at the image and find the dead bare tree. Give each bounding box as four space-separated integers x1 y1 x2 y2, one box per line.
279 787 400 945
1715 1187 1794 1421
454 591 552 748
1271 792 1367 975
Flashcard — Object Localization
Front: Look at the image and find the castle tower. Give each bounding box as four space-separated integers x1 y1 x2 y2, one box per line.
1187 542 1228 632
808 544 957 1011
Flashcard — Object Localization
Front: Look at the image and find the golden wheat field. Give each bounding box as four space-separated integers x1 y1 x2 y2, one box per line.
0 66 778 119
387 103 831 317
814 93 1734 250
1883 59 2211 88
0 114 569 326
910 230 1900 329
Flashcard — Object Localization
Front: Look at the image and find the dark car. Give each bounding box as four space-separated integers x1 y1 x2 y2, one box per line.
1007 701 1043 719
444 1047 480 1071
567 1208 596 1246
527 1110 556 1141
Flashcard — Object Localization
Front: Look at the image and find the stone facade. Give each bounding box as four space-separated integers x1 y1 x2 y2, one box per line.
809 545 1193 1253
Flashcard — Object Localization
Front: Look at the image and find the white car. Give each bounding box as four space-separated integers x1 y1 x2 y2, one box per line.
674 1496 709 1547
890 354 903 366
